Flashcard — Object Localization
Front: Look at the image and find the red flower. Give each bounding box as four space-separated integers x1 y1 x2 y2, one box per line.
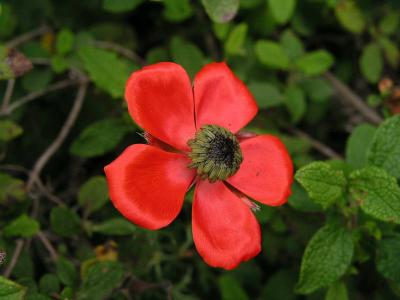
104 62 293 270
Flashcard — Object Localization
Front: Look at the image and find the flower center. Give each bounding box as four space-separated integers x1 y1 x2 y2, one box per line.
188 125 243 182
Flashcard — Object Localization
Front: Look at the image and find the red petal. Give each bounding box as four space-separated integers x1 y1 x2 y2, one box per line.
104 144 195 230
192 180 261 270
125 62 195 151
194 62 258 133
227 135 293 206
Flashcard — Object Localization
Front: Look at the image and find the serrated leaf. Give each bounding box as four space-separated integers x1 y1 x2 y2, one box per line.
296 225 354 294
335 1 365 34
280 30 304 60
78 176 109 215
56 258 77 287
325 281 349 300
218 274 249 300
345 123 376 170
70 118 132 158
50 207 80 237
163 0 193 22
367 115 400 179
359 43 383 84
295 50 334 76
0 120 23 142
78 46 131 98
255 40 289 70
285 85 306 123
349 167 400 224
224 23 248 56
201 0 239 23
376 236 400 283
3 214 40 238
0 172 25 203
295 162 346 209
92 218 136 235
56 28 74 55
268 0 296 24
102 0 144 13
0 276 26 300
248 82 282 109
170 36 205 78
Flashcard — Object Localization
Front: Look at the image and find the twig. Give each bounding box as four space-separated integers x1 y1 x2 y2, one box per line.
6 25 51 49
1 79 16 113
36 232 58 261
91 40 146 66
26 82 88 190
290 128 343 160
2 79 78 115
324 72 383 125
2 239 24 278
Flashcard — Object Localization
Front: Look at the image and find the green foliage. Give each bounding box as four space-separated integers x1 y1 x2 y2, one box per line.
56 28 74 55
285 85 306 123
102 0 144 13
345 123 376 169
0 172 25 203
267 0 296 24
0 276 26 300
248 82 282 108
0 120 23 141
255 40 289 70
325 281 349 300
39 274 60 295
56 258 77 287
202 0 239 23
218 274 249 300
3 214 40 238
295 50 334 76
224 23 248 56
50 207 80 237
78 176 109 215
376 236 400 283
91 218 136 235
360 43 383 84
163 0 193 22
334 1 365 34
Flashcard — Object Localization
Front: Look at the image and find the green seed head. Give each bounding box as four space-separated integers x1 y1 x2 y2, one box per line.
188 125 243 183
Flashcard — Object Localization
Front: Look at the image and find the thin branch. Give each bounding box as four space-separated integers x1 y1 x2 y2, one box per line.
27 82 88 190
91 40 146 66
6 25 51 49
36 232 58 261
324 72 383 125
2 239 24 278
290 128 343 160
1 79 16 113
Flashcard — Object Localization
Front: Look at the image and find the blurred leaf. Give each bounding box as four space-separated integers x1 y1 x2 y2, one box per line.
295 50 334 76
345 123 376 170
367 115 400 179
78 176 109 215
260 269 297 300
213 22 231 40
255 40 289 70
0 120 23 142
295 161 346 209
224 23 247 56
302 78 333 103
334 1 365 34
39 274 60 295
285 85 306 123
379 37 399 68
50 55 68 73
146 47 169 64
325 281 349 300
248 82 282 108
170 36 205 78
77 261 124 300
3 214 40 238
56 257 77 287
218 274 249 300
78 46 131 98
0 276 26 300
349 167 400 224
70 118 132 158
50 207 80 237
56 28 74 55
0 172 25 203
376 236 400 282
288 182 322 212
379 11 399 35
202 0 239 23
102 0 144 13
268 0 296 24
280 30 304 60
296 225 354 294
0 4 17 38
359 43 383 84
92 218 136 235
21 69 53 92
163 0 193 22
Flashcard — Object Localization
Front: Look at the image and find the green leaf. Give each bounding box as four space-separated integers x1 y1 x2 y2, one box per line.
56 258 77 287
268 0 296 24
296 225 354 294
255 40 289 70
70 118 132 158
349 167 400 224
163 0 193 22
21 69 53 93
3 214 40 238
146 47 169 64
376 236 400 282
51 55 69 73
260 270 297 300
288 182 322 212
334 1 365 34
0 276 26 300
359 43 383 84
50 207 80 237
302 78 333 103
56 28 74 55
92 218 136 235
248 82 283 109
170 36 205 79
77 261 124 300
295 50 334 76
379 37 399 69
0 172 25 203
78 46 131 98
367 115 400 179
325 281 349 300
280 30 304 60
201 0 239 23
102 0 144 13
224 23 248 56
39 274 60 295
0 4 17 38
295 162 346 209
78 176 109 215
345 123 376 170
0 120 23 142
379 11 399 35
285 85 306 123
218 274 249 300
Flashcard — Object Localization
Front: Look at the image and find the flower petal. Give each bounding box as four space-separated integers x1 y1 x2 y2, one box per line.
192 180 261 270
194 62 258 133
125 62 196 151
227 135 293 206
104 144 196 230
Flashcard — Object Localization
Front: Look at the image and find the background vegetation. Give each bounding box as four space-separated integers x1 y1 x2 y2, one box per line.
1 0 400 299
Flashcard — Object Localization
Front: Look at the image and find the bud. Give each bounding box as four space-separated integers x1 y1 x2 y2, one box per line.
0 46 33 80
